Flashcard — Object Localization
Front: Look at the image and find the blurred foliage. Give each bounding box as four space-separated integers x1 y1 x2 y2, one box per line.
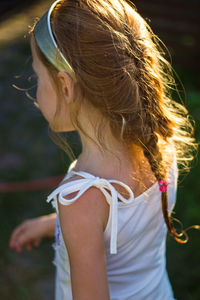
166 79 200 300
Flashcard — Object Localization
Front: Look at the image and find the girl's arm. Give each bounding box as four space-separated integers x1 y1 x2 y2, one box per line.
9 213 56 252
58 187 110 300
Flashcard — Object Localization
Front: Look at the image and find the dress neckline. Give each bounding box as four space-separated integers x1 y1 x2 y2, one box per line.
66 168 159 206
65 153 176 206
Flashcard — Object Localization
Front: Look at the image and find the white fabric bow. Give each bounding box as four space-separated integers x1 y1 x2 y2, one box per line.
47 170 135 254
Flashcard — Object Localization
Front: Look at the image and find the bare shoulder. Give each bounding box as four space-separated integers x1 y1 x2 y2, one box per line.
57 175 110 232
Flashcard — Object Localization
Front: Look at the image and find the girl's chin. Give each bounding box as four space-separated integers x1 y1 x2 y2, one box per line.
50 124 76 133
54 129 76 133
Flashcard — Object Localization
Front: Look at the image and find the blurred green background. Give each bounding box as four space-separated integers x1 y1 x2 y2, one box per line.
0 1 199 299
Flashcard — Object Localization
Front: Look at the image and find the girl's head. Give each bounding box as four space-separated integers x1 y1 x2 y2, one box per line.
31 0 197 242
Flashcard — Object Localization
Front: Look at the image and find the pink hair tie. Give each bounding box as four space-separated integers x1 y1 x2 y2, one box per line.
158 180 169 193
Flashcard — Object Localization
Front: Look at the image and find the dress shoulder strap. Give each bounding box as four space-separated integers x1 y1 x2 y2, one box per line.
47 169 135 254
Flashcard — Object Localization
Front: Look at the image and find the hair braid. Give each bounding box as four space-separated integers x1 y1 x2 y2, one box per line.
117 8 190 242
141 131 188 243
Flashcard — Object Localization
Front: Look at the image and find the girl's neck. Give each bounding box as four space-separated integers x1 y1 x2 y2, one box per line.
74 129 144 180
73 131 157 199
73 106 145 180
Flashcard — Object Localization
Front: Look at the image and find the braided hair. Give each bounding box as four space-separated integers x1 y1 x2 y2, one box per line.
119 0 197 242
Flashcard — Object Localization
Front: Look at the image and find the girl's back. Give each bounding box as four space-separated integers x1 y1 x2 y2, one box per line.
104 155 177 300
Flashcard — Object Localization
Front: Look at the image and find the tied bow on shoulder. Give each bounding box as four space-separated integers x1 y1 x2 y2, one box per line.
47 170 135 254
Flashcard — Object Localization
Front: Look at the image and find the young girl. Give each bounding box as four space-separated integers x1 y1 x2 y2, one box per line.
9 0 198 299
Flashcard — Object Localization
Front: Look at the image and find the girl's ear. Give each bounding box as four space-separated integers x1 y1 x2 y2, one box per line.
57 72 74 104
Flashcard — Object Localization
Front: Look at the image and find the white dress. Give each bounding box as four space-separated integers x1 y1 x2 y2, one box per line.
47 155 177 300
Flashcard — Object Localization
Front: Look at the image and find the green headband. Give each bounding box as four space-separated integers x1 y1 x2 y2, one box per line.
33 0 76 82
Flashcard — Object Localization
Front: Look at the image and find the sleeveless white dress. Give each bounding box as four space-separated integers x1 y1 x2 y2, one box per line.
47 155 177 300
